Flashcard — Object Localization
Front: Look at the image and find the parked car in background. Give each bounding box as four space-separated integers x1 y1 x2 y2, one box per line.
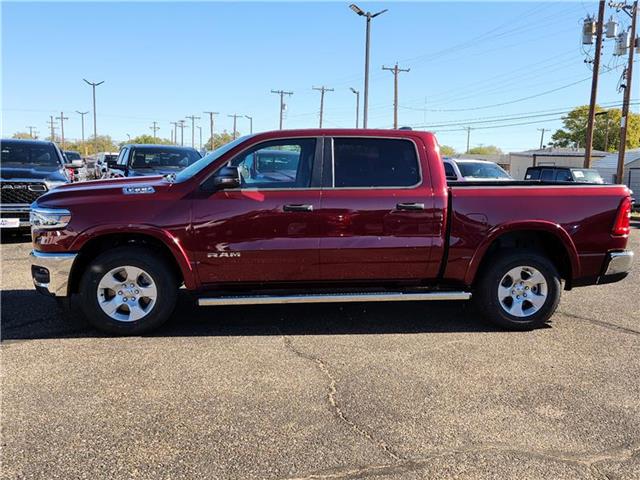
108 145 202 178
1 139 70 230
29 129 633 335
63 151 85 182
238 148 299 184
93 152 119 179
525 166 605 184
443 158 512 182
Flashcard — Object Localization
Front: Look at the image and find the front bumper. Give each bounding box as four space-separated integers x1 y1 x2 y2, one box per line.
598 250 634 285
30 250 78 297
1 205 31 228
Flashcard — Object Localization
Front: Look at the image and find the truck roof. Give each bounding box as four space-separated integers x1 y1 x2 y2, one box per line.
1 139 56 147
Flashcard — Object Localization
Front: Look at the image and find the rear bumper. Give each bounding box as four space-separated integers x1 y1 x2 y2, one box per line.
597 250 634 285
30 250 78 297
1 204 31 228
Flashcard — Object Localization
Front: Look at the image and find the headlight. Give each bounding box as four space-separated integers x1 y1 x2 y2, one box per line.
30 207 71 230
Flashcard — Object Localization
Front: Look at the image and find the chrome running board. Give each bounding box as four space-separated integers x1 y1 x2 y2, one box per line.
198 291 472 306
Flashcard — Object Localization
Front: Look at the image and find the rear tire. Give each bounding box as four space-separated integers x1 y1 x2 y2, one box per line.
474 250 561 330
79 246 177 335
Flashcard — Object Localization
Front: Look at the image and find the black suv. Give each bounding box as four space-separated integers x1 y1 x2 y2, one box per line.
1 139 70 230
525 166 605 184
109 144 202 178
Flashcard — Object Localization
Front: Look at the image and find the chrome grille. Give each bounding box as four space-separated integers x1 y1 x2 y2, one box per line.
0 182 47 204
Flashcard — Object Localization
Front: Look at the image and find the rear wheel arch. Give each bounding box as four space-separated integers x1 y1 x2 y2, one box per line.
69 232 188 295
468 226 577 289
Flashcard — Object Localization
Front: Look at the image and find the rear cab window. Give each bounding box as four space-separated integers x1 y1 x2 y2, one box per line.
330 138 420 188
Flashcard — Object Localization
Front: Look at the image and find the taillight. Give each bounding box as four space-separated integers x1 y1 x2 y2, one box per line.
612 196 632 235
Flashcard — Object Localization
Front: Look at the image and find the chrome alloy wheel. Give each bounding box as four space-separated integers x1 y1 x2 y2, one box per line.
96 266 158 322
497 265 548 318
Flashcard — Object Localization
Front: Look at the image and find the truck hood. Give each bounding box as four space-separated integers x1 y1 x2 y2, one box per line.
33 175 172 206
0 165 66 183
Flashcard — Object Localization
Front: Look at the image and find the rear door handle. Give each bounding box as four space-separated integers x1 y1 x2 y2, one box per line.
283 204 314 212
396 202 425 211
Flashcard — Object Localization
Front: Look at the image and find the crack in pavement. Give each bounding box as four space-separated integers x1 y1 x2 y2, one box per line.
281 443 640 480
281 334 403 462
557 310 640 336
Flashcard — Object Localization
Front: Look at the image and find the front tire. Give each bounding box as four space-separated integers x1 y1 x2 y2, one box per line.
474 250 561 330
79 246 177 335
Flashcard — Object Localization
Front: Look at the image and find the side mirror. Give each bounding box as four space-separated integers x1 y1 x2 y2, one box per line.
213 165 241 189
202 165 241 191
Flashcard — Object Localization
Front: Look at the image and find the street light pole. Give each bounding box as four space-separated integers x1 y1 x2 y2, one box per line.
76 111 89 156
350 88 360 128
186 115 200 148
350 4 388 129
245 115 253 134
83 79 104 145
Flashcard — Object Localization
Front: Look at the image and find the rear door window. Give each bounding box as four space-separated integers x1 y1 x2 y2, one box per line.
525 169 540 180
540 169 555 181
444 162 456 179
332 138 420 188
555 170 572 181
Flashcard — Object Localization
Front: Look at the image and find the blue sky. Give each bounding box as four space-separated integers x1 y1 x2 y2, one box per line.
2 1 637 152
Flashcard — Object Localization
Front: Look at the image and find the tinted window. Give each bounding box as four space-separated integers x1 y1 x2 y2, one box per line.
457 161 510 179
525 169 540 180
231 138 316 189
333 138 419 188
1 142 59 166
555 170 572 181
130 148 200 170
443 162 456 178
540 169 555 181
64 151 81 160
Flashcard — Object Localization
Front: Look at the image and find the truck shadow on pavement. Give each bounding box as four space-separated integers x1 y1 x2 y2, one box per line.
0 289 513 341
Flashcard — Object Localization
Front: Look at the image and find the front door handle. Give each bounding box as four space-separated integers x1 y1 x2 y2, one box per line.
396 202 425 211
283 204 314 212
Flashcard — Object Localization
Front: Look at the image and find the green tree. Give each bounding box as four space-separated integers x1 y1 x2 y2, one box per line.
468 145 503 155
12 132 33 139
64 135 118 155
204 131 240 151
551 105 640 152
127 134 173 145
439 145 457 157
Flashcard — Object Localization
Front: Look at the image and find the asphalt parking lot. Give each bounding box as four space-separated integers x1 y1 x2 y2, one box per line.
1 225 639 480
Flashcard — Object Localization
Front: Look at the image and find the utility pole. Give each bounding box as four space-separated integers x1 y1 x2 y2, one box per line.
170 128 174 144
537 128 548 149
465 127 472 154
312 86 334 128
350 4 388 128
178 120 186 146
83 79 104 144
350 87 360 128
245 115 253 134
271 90 293 129
47 116 57 142
615 0 638 183
585 0 607 168
186 115 200 148
26 126 37 138
382 63 410 129
204 111 219 150
170 121 178 145
76 111 89 156
228 114 241 140
55 112 69 150
150 121 160 142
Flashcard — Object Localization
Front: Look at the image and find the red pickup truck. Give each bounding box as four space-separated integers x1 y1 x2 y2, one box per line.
29 129 634 335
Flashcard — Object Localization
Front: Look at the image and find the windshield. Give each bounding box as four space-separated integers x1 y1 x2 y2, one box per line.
130 148 202 170
174 135 253 183
457 161 511 179
572 169 604 184
1 142 60 167
65 151 81 161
